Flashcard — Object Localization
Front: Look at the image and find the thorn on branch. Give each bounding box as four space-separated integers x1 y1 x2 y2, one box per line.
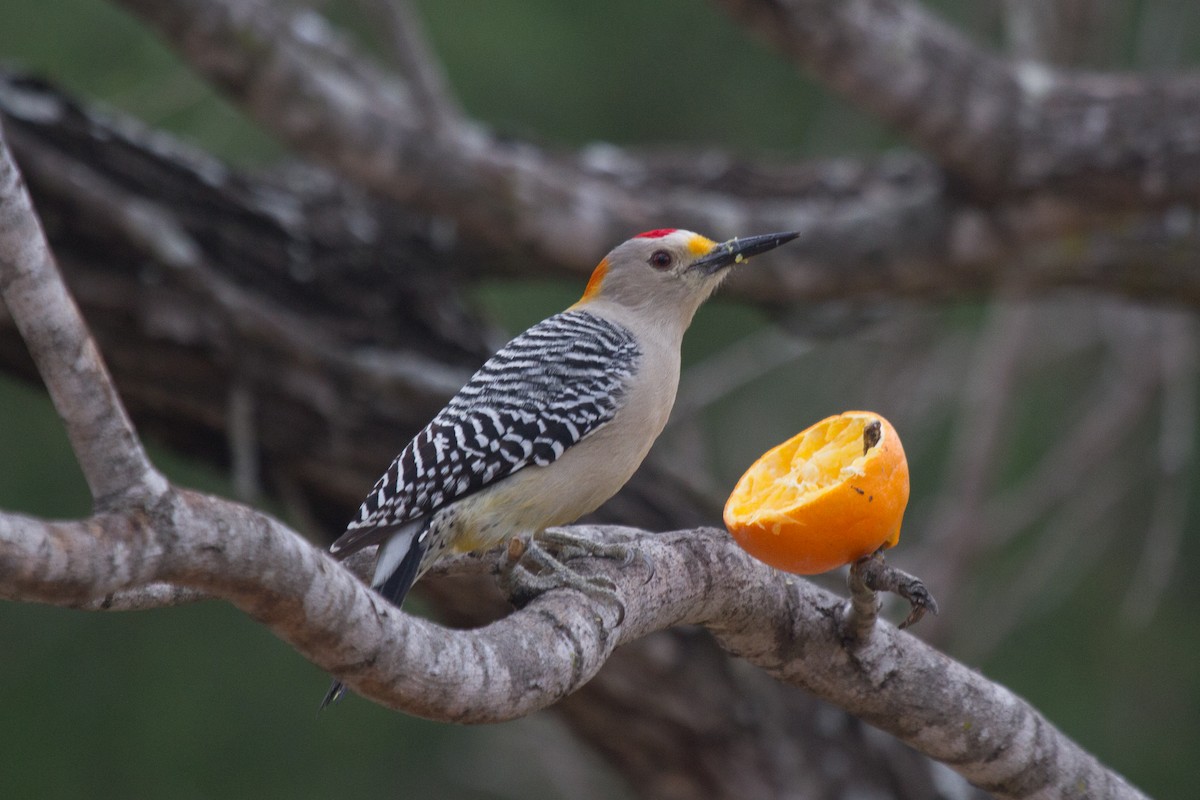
841 549 939 643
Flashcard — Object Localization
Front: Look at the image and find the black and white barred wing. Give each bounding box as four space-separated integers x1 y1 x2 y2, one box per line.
329 311 641 556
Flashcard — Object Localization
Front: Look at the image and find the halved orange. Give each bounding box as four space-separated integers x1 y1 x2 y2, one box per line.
724 411 909 575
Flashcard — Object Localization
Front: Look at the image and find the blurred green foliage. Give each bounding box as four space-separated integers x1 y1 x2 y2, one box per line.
2 1 1198 798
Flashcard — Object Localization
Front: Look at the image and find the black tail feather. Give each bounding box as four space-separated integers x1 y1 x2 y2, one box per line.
319 679 346 710
319 523 430 711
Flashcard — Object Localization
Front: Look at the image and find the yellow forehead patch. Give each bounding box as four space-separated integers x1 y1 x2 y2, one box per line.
687 234 717 256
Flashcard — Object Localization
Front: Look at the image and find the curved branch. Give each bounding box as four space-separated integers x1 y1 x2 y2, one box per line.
0 501 1146 799
716 0 1200 205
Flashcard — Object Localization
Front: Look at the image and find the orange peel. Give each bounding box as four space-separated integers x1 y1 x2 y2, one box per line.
724 411 909 575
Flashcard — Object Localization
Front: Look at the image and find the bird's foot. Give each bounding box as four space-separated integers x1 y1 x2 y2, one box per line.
536 527 652 575
500 529 643 624
840 549 939 643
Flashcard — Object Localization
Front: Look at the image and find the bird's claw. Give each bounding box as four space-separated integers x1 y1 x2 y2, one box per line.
538 527 655 583
896 579 939 629
842 549 939 641
500 529 638 624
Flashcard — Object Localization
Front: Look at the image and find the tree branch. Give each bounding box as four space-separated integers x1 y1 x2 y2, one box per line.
0 119 165 507
109 0 1200 310
716 0 1200 205
0 500 1147 799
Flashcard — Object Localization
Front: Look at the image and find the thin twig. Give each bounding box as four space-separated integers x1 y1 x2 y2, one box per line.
227 380 262 502
354 0 463 128
1121 311 1197 625
672 325 813 424
981 326 1158 546
958 465 1126 660
916 299 1032 618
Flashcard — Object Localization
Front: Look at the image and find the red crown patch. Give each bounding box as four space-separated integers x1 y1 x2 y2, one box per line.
633 228 677 239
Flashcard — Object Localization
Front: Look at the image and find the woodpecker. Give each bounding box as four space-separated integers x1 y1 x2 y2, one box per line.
321 228 798 707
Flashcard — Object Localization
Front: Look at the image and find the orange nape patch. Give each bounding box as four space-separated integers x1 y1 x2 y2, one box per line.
574 257 609 305
686 234 717 257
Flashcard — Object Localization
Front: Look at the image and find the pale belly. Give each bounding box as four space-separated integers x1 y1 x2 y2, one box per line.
438 317 682 556
445 394 671 552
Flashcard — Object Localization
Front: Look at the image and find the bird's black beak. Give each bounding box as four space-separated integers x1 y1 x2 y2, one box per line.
689 231 800 276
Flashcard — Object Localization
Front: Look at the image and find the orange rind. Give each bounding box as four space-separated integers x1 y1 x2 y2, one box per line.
724 411 909 575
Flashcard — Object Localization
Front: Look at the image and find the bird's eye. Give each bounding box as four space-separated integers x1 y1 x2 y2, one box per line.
649 250 673 270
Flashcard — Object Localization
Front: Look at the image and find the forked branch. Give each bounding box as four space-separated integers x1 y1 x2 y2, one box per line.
0 46 1148 800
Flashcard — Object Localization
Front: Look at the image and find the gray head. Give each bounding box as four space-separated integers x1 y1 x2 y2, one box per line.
572 228 799 329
